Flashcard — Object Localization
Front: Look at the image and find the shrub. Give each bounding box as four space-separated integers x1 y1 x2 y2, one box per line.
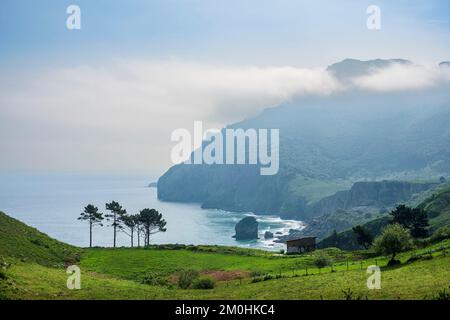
251 276 263 283
192 277 215 289
341 288 368 300
140 272 167 286
314 256 331 269
0 270 7 280
263 274 273 281
250 269 263 277
430 226 450 243
178 269 199 289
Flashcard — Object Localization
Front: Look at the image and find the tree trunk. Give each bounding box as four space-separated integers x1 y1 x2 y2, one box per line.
137 228 140 248
131 229 134 248
89 220 93 248
113 212 117 248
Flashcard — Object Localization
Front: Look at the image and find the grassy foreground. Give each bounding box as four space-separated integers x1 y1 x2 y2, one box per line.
2 243 449 300
1 211 449 300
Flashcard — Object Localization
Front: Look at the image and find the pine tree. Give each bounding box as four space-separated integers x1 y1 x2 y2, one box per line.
105 201 127 248
78 204 103 248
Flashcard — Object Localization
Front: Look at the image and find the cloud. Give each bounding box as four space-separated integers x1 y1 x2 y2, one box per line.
352 63 450 92
0 59 340 174
1 59 449 174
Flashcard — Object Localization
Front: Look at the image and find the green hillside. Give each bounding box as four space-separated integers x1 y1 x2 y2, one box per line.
1 241 449 300
0 211 81 267
318 185 450 250
418 185 450 233
1 211 449 300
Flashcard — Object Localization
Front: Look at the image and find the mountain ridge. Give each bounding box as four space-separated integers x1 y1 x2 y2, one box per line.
158 58 450 221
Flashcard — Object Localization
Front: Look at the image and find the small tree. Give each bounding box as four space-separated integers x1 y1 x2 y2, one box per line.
78 204 103 248
352 225 373 249
105 201 127 248
122 214 138 247
373 223 413 265
139 208 167 246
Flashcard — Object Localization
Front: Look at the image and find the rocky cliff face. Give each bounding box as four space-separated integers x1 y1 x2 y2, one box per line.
158 163 294 215
292 181 436 240
307 181 436 217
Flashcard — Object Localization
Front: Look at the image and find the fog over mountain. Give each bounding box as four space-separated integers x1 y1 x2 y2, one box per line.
158 59 450 220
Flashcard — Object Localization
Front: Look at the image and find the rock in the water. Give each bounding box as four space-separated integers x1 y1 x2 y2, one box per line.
233 216 258 240
264 231 274 239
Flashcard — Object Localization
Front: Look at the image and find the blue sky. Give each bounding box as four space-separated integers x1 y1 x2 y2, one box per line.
0 1 449 175
1 0 449 69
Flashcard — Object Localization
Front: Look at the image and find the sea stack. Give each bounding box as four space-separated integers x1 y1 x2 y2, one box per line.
264 231 274 239
233 216 258 240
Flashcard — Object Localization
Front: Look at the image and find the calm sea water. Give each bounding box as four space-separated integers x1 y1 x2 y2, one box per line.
0 174 303 250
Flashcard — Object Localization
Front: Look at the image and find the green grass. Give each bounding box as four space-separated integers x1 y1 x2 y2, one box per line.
1 211 449 300
2 247 449 300
79 245 374 282
0 211 82 267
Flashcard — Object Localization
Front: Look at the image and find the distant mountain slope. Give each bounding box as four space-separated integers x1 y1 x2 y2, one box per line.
318 184 450 250
158 59 450 219
0 211 81 266
326 58 411 80
418 185 450 233
307 180 436 217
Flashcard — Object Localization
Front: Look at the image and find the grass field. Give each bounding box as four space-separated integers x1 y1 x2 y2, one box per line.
1 211 449 300
2 241 449 300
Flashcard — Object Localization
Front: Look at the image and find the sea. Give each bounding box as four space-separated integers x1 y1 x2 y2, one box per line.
0 173 304 251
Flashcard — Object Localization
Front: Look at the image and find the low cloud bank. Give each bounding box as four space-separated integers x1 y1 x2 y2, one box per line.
0 59 449 173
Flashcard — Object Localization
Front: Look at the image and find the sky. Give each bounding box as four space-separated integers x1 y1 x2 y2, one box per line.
0 0 449 177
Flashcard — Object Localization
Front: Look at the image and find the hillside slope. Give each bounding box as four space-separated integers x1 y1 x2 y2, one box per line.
318 184 450 250
0 211 81 267
418 185 450 233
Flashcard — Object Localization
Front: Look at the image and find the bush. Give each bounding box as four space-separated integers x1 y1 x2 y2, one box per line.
263 274 273 281
251 277 261 283
0 270 7 280
430 226 450 243
341 288 368 300
192 277 215 289
178 269 199 289
314 256 331 269
140 272 167 286
250 269 263 277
